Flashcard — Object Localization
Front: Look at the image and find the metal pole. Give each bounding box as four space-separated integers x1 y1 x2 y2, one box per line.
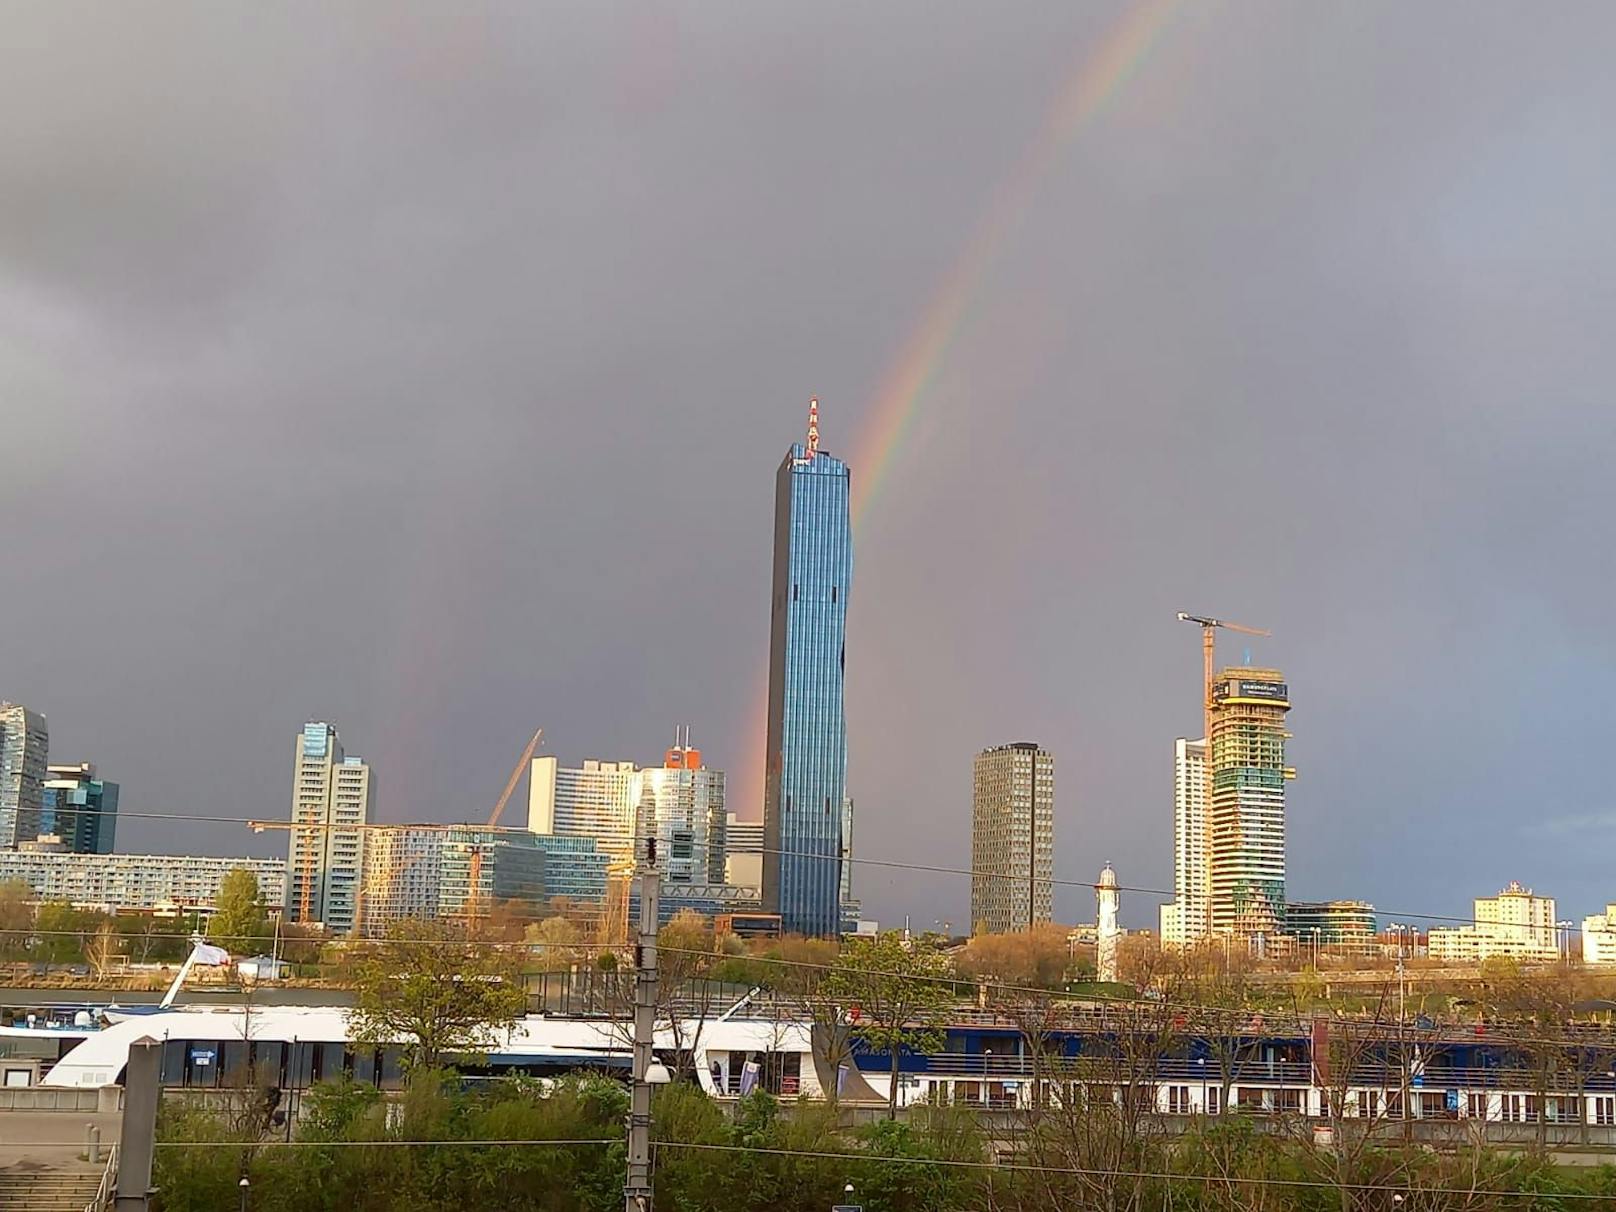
624 841 660 1212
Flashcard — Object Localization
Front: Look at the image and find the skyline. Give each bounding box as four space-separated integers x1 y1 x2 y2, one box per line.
4 3 1616 930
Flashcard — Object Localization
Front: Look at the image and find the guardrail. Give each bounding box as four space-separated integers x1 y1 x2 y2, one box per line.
85 1144 118 1212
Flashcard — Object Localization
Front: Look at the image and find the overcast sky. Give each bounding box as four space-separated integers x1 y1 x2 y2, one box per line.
4 2 1614 930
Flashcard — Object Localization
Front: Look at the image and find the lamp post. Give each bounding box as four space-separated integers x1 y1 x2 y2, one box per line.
238 1176 250 1212
1196 1056 1207 1118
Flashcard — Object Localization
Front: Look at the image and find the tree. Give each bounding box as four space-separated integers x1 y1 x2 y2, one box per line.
825 933 953 1117
956 924 1071 989
0 879 31 960
211 868 270 955
524 914 582 970
349 917 528 1072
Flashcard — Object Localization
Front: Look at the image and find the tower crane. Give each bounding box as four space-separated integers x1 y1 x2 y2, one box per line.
466 728 545 920
1176 614 1270 743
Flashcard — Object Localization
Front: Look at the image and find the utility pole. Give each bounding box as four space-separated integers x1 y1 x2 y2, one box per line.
624 837 661 1212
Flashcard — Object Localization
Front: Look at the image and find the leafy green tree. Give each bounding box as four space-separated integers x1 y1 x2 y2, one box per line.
210 867 270 954
825 933 953 1117
349 917 528 1072
0 878 32 960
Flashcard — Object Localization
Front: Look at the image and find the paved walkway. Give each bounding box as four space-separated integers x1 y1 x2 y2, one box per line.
0 1110 121 1173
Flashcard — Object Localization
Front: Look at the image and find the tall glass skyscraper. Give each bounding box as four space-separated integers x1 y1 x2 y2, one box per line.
762 400 853 936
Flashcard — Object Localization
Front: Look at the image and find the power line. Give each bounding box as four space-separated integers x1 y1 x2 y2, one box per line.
1 803 1514 929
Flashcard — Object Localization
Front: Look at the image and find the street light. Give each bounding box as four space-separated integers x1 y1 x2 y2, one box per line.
238 1176 250 1212
646 1061 672 1085
1196 1056 1207 1117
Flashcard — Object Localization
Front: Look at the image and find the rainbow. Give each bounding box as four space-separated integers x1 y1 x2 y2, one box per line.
737 0 1184 814
845 0 1182 530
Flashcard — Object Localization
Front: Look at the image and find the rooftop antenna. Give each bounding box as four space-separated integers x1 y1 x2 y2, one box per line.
806 396 819 457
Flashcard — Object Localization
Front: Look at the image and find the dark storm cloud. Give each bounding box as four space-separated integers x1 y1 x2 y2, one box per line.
3 1 1614 928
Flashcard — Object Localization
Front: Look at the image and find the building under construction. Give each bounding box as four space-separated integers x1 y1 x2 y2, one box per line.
1208 667 1293 941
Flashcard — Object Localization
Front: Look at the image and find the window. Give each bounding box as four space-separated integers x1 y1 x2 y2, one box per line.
1167 1085 1192 1114
1594 1096 1614 1126
1467 1093 1490 1121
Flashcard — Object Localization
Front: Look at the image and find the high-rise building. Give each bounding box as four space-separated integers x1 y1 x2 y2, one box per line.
635 732 726 885
40 763 119 854
969 742 1055 935
1159 738 1207 947
762 399 854 937
286 721 371 933
1207 668 1292 941
528 756 641 863
0 703 48 849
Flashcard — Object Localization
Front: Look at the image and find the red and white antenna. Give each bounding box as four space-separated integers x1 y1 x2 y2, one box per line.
806 396 820 457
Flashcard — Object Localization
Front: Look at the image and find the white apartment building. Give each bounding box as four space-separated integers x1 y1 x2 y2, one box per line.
357 825 444 934
0 850 285 914
1584 905 1616 965
1159 737 1207 948
528 756 641 863
286 722 371 933
1428 881 1560 962
969 742 1054 935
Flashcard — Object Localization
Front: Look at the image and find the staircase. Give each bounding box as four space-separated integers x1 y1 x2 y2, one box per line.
0 1168 104 1211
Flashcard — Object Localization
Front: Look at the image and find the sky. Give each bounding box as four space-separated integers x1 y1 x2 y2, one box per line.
3 2 1615 931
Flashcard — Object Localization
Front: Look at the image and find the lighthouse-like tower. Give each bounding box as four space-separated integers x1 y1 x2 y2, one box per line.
1096 863 1121 983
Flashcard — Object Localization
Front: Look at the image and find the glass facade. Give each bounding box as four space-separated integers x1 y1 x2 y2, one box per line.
40 764 118 854
532 834 612 904
0 703 48 848
762 440 853 937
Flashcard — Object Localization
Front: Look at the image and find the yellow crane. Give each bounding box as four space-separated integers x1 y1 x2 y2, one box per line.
466 728 545 921
1176 613 1270 746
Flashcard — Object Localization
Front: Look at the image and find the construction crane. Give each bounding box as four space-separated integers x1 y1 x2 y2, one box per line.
1176 613 1270 742
466 728 545 920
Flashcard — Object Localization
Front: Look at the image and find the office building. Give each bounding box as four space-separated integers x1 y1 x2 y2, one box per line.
358 824 547 935
762 399 854 937
725 814 764 888
1159 738 1207 947
286 721 371 933
438 826 545 918
636 732 726 885
528 755 641 863
969 742 1055 935
0 850 285 915
1286 900 1378 955
40 763 118 854
1428 881 1560 962
1207 669 1293 941
531 834 612 904
0 703 48 849
1583 905 1616 965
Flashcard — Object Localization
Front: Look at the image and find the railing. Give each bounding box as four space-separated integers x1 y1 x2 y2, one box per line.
86 1144 117 1212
